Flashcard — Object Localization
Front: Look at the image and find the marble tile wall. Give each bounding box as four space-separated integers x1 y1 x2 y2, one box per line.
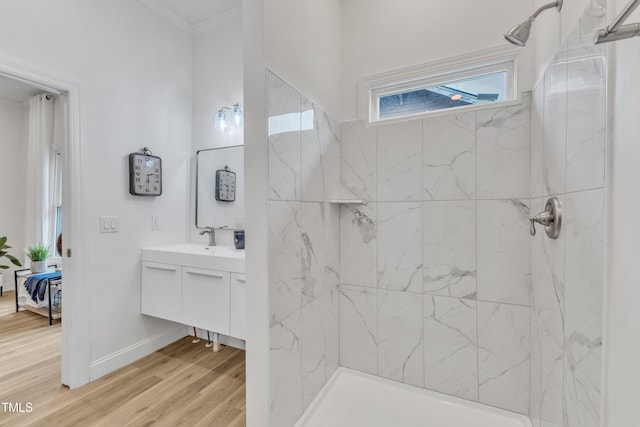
268 5 607 419
529 3 606 427
267 71 341 427
340 97 532 414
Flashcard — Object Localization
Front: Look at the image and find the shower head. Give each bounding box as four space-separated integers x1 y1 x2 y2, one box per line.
504 19 534 47
504 0 563 47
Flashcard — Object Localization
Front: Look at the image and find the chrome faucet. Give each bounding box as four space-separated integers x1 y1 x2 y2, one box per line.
199 226 228 246
199 228 217 246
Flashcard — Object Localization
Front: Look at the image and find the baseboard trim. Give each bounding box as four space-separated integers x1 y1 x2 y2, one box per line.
89 326 186 381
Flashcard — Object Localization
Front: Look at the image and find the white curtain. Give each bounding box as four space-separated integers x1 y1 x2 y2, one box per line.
24 94 55 257
50 94 66 258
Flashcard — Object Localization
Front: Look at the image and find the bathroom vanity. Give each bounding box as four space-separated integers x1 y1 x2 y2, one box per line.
140 243 246 340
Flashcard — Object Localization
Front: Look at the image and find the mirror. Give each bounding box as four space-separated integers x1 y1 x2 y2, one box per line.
195 145 244 229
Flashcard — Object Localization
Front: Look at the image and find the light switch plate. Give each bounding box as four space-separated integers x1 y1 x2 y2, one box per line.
100 216 119 233
152 215 161 230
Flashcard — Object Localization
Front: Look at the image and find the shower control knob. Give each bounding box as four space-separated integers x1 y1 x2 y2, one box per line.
529 197 562 239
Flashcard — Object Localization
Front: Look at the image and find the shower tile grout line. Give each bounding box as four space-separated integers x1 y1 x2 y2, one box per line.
474 109 481 404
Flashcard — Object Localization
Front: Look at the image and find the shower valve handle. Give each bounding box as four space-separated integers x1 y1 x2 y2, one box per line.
529 211 553 236
529 197 562 239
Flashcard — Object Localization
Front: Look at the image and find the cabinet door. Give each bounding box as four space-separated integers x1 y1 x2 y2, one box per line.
230 273 247 340
182 267 230 334
141 261 182 323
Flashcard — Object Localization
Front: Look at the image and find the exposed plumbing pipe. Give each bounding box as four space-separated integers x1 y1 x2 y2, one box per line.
205 330 213 348
211 332 224 353
192 326 200 343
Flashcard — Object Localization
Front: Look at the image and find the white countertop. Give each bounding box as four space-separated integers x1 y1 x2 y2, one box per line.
142 243 245 273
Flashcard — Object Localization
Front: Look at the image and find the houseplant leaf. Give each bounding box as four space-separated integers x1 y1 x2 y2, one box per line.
0 236 22 269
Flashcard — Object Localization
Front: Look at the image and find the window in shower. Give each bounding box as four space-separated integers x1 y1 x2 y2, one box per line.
359 46 518 124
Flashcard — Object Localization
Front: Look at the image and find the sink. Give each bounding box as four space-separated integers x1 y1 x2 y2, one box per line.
142 243 245 272
153 243 243 257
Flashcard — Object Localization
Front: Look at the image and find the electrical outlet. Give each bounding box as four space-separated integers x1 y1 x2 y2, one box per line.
100 216 119 233
152 215 161 230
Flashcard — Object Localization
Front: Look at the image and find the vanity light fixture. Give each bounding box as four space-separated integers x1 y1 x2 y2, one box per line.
215 108 229 132
231 103 243 127
214 102 243 132
504 0 563 47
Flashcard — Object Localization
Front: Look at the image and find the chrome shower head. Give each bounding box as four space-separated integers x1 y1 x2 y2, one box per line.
504 19 534 47
504 0 563 47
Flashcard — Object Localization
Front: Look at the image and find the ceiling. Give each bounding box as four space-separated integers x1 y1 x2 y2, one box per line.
0 74 41 103
142 0 241 33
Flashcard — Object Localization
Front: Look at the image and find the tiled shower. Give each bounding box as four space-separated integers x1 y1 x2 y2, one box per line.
529 3 606 427
267 72 341 427
267 3 605 425
339 100 532 413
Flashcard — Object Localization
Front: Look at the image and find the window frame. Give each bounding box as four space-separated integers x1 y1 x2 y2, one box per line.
358 46 521 125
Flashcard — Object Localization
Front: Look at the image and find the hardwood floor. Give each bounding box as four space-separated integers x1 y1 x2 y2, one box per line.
0 291 246 426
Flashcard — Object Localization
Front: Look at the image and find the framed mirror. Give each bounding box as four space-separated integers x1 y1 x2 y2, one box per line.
195 145 244 229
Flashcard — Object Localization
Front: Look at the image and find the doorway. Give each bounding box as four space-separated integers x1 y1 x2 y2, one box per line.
0 60 88 389
0 78 60 320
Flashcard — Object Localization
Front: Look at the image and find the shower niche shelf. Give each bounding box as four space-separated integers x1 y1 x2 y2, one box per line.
329 199 364 205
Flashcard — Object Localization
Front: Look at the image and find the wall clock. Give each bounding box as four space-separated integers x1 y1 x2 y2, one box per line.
129 147 162 196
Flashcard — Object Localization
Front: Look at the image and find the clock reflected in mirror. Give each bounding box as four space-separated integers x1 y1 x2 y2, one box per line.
215 165 236 202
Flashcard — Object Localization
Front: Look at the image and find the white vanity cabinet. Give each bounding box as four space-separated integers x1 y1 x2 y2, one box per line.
182 267 230 334
140 244 245 340
230 273 246 340
141 261 182 323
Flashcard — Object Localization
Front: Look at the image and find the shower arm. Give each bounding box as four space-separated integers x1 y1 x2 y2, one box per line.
530 1 562 20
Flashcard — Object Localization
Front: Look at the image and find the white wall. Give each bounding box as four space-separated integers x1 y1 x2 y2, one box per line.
341 0 534 121
192 18 244 153
0 98 28 287
603 1 640 425
264 0 342 120
190 17 244 247
243 0 271 425
0 0 192 378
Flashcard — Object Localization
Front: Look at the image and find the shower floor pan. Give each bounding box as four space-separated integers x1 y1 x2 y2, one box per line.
295 368 532 427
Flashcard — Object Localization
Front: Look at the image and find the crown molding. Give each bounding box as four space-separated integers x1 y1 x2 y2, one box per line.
140 0 193 34
192 6 242 35
140 0 241 35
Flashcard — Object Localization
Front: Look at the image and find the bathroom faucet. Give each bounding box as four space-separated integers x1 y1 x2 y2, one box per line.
199 226 228 246
199 228 217 246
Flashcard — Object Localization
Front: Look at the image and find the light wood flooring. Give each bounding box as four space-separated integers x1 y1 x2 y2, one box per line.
0 290 246 426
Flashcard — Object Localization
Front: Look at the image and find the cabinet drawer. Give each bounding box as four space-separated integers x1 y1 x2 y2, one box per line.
230 273 246 340
182 267 230 334
141 261 182 323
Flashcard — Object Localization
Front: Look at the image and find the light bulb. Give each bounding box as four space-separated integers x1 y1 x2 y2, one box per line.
232 103 243 128
215 109 228 132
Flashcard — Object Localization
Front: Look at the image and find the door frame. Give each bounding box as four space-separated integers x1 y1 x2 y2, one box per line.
0 55 89 388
